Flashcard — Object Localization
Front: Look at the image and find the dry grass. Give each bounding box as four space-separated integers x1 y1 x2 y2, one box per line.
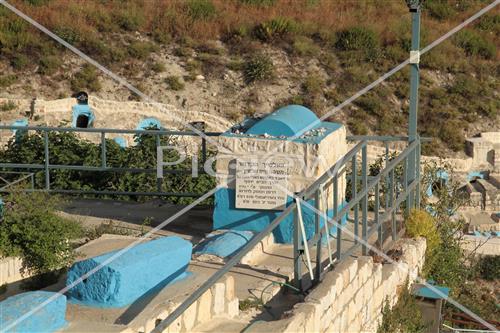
8 0 495 44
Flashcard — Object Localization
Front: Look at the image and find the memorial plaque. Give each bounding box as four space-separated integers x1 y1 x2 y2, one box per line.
235 157 289 210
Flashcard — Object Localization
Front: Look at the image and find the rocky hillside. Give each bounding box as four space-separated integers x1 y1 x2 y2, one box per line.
0 0 498 156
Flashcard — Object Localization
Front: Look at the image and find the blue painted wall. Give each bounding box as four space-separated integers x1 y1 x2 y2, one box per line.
213 188 346 243
0 291 67 333
66 236 192 308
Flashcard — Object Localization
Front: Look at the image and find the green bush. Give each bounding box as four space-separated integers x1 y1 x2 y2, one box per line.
377 281 426 333
243 54 274 83
354 95 383 117
454 30 496 59
405 209 441 256
150 62 166 73
10 54 30 70
38 55 62 75
448 74 482 99
114 6 146 31
53 26 81 44
335 26 379 52
239 0 276 6
0 191 82 276
254 17 300 42
425 0 455 20
70 64 101 92
0 131 215 205
476 14 500 34
477 255 500 280
347 120 368 135
0 75 18 88
0 101 16 112
128 41 158 60
292 36 320 56
165 75 185 91
186 0 217 21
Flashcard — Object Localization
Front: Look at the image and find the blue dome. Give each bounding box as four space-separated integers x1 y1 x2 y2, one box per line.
246 105 319 137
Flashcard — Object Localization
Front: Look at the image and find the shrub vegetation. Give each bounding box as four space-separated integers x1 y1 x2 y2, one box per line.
0 191 82 279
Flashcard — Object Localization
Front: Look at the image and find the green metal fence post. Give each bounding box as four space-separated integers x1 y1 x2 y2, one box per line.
406 0 421 210
375 182 381 248
314 188 322 282
293 200 302 291
352 155 358 245
416 137 421 208
100 131 106 168
361 145 368 255
44 131 50 190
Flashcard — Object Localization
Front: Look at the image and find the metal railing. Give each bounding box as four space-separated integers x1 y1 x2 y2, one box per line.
0 125 220 197
152 137 422 333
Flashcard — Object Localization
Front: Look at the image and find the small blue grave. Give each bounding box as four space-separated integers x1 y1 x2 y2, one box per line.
11 118 28 141
466 170 487 182
72 104 94 128
194 230 255 258
426 169 449 197
71 91 94 128
136 117 162 130
66 236 192 308
0 291 67 333
213 105 347 244
113 136 127 148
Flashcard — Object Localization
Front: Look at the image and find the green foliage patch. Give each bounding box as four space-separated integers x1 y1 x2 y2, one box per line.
0 131 215 205
0 191 82 277
243 54 274 83
70 64 101 92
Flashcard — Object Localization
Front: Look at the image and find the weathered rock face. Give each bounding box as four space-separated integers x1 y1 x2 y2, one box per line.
66 236 192 308
0 291 67 333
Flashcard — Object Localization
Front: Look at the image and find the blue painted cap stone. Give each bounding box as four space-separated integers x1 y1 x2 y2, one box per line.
246 105 319 137
413 284 450 300
0 291 67 333
194 230 254 258
66 236 192 307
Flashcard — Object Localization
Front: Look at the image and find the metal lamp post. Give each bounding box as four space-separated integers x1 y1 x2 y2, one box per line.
406 0 422 210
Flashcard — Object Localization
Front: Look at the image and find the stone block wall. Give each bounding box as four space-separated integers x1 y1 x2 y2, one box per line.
245 238 427 333
130 275 239 333
0 257 27 285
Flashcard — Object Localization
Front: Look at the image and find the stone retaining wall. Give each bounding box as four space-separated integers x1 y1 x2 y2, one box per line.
128 275 239 333
245 238 427 333
0 257 26 286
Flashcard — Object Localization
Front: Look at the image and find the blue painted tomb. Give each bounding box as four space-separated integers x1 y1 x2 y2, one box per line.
0 291 67 333
66 236 192 308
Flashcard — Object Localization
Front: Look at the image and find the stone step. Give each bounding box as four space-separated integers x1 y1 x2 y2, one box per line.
487 175 500 189
191 318 250 333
